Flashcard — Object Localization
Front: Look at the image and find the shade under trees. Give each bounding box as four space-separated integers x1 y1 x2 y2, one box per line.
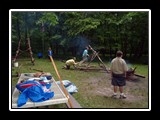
11 11 149 62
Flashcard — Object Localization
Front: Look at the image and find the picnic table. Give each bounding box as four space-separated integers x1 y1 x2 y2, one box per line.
12 73 68 108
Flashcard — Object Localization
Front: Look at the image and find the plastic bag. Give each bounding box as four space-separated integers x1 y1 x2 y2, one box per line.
56 80 78 94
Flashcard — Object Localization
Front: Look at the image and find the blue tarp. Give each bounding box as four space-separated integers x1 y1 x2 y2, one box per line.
16 80 54 107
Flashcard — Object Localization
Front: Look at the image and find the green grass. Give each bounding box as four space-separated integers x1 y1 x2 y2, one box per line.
11 58 149 109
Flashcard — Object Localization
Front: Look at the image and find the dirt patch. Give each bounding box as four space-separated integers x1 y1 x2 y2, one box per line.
80 73 148 102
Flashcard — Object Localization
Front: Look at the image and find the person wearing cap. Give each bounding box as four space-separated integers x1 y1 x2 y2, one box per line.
63 57 78 69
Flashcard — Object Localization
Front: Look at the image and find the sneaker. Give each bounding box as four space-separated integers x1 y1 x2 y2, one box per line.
119 94 127 99
111 94 117 98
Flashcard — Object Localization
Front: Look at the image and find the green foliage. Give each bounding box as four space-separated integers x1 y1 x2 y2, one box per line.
64 12 101 36
11 11 149 60
51 35 61 40
36 12 58 26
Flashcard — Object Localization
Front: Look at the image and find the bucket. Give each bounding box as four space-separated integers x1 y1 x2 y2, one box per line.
14 62 18 67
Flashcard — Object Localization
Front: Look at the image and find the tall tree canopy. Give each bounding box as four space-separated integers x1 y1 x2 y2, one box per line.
11 11 149 61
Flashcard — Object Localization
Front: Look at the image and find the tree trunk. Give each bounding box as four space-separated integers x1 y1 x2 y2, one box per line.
123 35 128 58
62 46 66 55
24 13 28 41
138 39 145 58
133 42 140 58
129 43 134 58
16 19 21 40
109 38 112 59
55 43 59 55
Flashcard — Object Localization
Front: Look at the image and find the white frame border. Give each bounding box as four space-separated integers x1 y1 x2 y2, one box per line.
9 9 151 111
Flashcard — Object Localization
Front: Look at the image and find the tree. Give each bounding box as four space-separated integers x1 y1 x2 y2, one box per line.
36 12 58 55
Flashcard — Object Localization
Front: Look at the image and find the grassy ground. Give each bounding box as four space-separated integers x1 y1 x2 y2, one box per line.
11 57 149 109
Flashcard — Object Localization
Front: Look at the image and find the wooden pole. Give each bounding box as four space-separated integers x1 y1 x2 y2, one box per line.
88 45 108 72
96 54 108 72
49 56 74 108
26 38 35 65
134 73 145 78
86 52 98 67
30 68 43 72
13 39 21 62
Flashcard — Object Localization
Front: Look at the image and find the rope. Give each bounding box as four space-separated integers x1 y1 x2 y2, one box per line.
49 56 74 108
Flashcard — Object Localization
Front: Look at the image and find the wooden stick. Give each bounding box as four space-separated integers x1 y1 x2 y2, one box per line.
49 56 74 108
88 45 108 72
26 38 35 65
86 52 98 67
30 68 43 72
96 54 108 71
77 67 104 70
13 39 21 62
134 73 145 78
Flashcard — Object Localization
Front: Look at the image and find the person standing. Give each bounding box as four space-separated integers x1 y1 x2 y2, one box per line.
48 47 53 61
79 46 90 65
37 52 43 59
110 50 128 99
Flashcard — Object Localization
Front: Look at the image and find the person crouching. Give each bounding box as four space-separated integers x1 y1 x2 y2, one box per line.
63 57 78 70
